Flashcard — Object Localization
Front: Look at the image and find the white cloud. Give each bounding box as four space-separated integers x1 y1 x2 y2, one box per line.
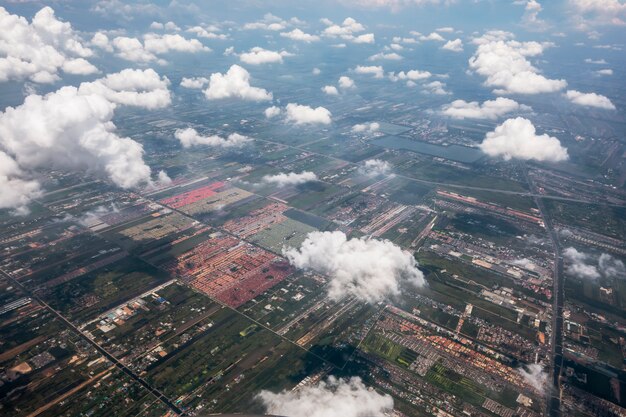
77 68 171 109
359 158 391 177
442 38 463 52
0 77 169 212
565 90 616 110
150 21 180 31
388 69 431 82
94 32 208 63
584 58 607 64
239 47 292 65
518 364 547 392
564 247 600 279
595 69 613 75
180 76 209 89
258 377 393 417
187 26 228 40
0 6 97 83
479 117 568 162
280 29 320 42
262 171 318 187
423 80 449 95
563 248 626 280
285 103 332 125
244 13 289 31
393 36 418 44
284 231 425 302
143 33 208 54
312 67 321 75
520 0 548 30
354 65 385 78
91 32 113 52
598 253 626 279
175 128 251 148
322 85 339 95
0 151 42 215
570 0 626 29
204 65 272 101
436 26 455 33
353 33 376 44
321 17 375 44
369 52 403 61
468 35 567 94
420 32 445 41
338 76 355 89
442 98 530 120
265 106 282 118
352 122 380 133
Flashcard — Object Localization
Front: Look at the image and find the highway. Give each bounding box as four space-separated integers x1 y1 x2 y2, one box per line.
526 168 564 417
0 268 186 416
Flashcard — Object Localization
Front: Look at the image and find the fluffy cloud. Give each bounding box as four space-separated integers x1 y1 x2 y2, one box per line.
262 171 318 187
281 29 320 42
419 32 445 41
93 32 208 63
180 76 209 89
187 26 228 40
520 0 548 30
150 21 180 31
442 98 530 120
369 52 403 61
518 364 548 392
321 17 375 44
283 231 425 302
565 90 616 110
423 81 449 95
598 253 626 279
0 75 170 212
468 34 567 94
352 122 380 133
258 377 393 417
570 0 626 28
0 6 97 83
442 38 463 52
564 248 626 280
265 106 282 118
388 69 432 82
244 13 289 31
479 117 568 162
77 68 171 109
285 103 332 125
338 76 355 89
239 47 292 65
564 247 601 279
175 128 251 148
595 69 613 75
0 151 42 215
322 85 339 95
360 159 391 177
204 65 272 101
354 65 385 78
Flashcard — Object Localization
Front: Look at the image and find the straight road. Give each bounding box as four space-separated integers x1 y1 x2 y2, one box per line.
525 168 564 417
0 268 185 416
